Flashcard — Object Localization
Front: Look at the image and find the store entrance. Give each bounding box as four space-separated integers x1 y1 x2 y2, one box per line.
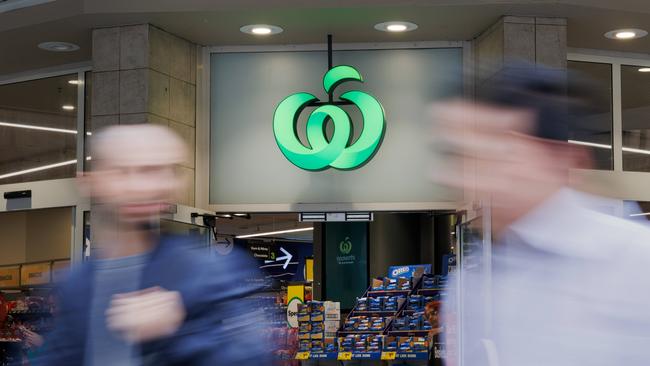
211 210 461 366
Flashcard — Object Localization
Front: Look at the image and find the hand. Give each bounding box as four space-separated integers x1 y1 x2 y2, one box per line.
106 287 186 343
22 329 44 348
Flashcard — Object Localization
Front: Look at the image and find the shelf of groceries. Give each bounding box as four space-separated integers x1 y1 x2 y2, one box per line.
294 266 448 362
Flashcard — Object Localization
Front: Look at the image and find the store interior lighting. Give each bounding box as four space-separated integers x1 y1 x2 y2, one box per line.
240 24 283 36
374 21 418 33
568 140 650 155
236 227 313 239
604 28 648 40
62 105 75 111
639 68 650 72
0 159 77 180
0 121 77 134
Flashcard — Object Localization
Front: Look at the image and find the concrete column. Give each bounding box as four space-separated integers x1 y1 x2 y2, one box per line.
90 24 197 206
475 16 567 89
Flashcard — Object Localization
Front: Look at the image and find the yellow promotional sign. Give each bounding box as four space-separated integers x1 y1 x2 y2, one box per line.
21 262 51 286
381 351 397 360
305 258 314 282
52 260 71 283
337 352 352 361
286 283 305 329
295 351 310 360
287 284 305 304
0 266 20 288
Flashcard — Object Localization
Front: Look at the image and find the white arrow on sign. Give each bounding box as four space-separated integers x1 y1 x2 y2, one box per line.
277 247 293 270
262 247 294 268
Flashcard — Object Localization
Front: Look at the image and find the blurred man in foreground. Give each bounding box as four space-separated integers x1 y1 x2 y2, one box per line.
39 125 270 366
434 66 650 366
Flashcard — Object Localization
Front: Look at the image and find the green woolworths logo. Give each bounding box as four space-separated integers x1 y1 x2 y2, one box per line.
273 65 386 171
339 237 353 255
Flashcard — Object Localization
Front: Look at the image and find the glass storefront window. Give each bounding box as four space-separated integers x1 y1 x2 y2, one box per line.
567 61 613 170
0 74 79 184
622 65 650 172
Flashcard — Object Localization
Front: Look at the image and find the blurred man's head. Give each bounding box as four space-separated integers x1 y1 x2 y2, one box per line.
84 124 187 226
433 65 593 232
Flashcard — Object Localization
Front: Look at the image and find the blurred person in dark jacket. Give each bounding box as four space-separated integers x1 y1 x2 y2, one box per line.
37 125 271 366
433 65 650 366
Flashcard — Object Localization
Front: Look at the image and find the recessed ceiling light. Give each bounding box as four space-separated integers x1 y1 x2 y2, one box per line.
38 41 80 52
68 80 81 85
62 105 75 111
604 28 648 40
374 21 418 33
240 24 283 36
639 68 650 72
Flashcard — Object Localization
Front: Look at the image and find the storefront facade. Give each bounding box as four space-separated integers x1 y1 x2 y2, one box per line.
1 1 650 364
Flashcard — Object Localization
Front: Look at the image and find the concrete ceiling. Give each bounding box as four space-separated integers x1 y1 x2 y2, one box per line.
1 0 650 75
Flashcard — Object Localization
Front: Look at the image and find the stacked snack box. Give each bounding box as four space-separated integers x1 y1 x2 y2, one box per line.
338 334 384 353
297 301 340 354
383 336 430 353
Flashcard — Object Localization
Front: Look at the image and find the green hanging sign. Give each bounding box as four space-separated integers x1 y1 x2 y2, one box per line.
273 65 386 171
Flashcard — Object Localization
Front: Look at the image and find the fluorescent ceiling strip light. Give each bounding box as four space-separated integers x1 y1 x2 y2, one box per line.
568 139 612 149
0 159 77 180
0 0 55 14
629 212 650 217
236 227 313 239
0 121 77 134
622 147 650 156
568 140 650 156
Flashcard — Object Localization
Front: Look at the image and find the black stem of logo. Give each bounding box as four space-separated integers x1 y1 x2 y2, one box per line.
327 34 334 104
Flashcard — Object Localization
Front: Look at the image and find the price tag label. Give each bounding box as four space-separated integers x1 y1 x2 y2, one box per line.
381 351 397 360
338 352 352 360
295 352 310 360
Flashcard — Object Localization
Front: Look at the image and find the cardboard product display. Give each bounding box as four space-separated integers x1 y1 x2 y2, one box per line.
21 262 51 286
0 266 20 288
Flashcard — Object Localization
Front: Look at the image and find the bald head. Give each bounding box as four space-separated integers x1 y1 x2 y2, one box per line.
92 124 187 170
85 124 188 225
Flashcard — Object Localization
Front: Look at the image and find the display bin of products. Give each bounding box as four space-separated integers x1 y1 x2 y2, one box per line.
294 301 340 360
294 266 443 362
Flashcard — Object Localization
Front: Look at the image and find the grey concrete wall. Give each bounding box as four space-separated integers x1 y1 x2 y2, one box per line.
475 16 567 90
91 24 197 206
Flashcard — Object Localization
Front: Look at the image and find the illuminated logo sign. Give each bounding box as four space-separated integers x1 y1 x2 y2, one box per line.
273 65 385 171
339 236 353 255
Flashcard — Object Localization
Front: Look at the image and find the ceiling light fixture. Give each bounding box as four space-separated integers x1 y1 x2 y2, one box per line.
604 28 648 40
68 80 81 85
568 140 650 155
374 21 418 33
629 212 650 217
0 159 77 180
639 68 650 72
38 41 80 52
0 121 77 134
62 105 75 111
240 24 283 36
236 227 313 239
